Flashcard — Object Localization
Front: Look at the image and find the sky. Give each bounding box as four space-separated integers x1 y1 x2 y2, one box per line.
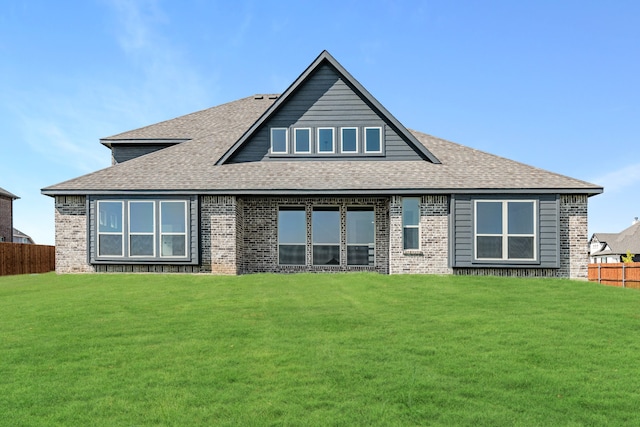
1 0 639 246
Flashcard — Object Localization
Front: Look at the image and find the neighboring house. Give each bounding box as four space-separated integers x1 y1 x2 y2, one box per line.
590 219 640 263
0 187 19 243
41 51 603 278
13 228 35 244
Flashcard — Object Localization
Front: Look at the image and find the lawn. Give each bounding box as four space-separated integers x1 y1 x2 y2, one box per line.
1 273 639 426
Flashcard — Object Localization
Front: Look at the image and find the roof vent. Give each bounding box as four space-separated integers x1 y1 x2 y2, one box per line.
254 95 264 99
268 95 278 99
633 217 639 225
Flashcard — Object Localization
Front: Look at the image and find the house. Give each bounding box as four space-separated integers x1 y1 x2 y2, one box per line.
13 228 35 244
0 187 19 242
590 219 640 263
41 51 603 278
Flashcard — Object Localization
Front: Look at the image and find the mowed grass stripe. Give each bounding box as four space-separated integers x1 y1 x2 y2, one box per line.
1 273 639 426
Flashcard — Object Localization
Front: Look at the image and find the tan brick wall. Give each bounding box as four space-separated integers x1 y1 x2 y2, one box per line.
54 196 94 273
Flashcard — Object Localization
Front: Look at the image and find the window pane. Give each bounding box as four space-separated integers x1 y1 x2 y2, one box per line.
129 202 154 233
365 127 381 152
477 202 502 234
99 235 122 256
271 128 287 153
508 236 534 259
279 209 306 244
295 129 310 153
402 198 420 226
161 202 186 233
403 228 419 250
342 128 357 152
161 235 186 257
313 245 340 265
318 128 334 153
279 245 305 265
477 236 502 258
98 202 122 232
130 235 154 256
347 245 374 266
347 209 374 244
312 208 340 244
508 202 534 234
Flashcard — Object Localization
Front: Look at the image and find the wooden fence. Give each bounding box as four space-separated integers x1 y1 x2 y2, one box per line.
588 263 640 289
0 242 55 276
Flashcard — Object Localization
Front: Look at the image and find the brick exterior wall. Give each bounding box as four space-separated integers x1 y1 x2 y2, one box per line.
453 194 589 280
55 196 94 273
239 196 389 274
0 195 13 243
389 195 452 274
204 195 238 274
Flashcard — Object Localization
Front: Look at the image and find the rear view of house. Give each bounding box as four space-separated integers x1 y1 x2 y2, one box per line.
42 51 602 278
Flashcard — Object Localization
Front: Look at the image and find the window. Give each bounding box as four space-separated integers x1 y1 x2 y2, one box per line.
312 207 340 265
271 128 288 154
129 201 155 257
475 200 536 261
95 199 190 261
278 208 306 265
294 128 311 154
402 197 420 250
160 201 187 257
317 128 335 153
341 127 358 153
98 201 124 256
364 127 382 153
347 207 374 265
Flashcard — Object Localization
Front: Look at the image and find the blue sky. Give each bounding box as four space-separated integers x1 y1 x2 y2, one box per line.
1 0 638 245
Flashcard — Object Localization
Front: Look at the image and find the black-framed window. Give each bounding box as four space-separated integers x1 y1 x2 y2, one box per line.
474 200 536 261
278 207 306 265
312 207 340 265
347 207 375 265
402 197 420 250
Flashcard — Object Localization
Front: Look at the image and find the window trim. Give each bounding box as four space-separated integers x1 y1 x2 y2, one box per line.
159 200 189 259
364 127 383 154
402 197 421 251
270 127 289 154
316 127 335 154
128 201 156 258
473 199 537 262
97 200 125 258
293 128 312 154
340 127 359 154
277 206 307 266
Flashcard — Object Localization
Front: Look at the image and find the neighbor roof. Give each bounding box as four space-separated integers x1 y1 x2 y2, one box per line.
591 222 640 256
42 53 603 197
0 187 18 199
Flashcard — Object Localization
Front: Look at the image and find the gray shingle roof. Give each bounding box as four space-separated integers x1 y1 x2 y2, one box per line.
591 222 640 256
0 187 18 199
41 93 602 196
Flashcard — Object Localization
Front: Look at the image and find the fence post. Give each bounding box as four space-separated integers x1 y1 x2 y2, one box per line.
598 264 601 284
622 263 626 288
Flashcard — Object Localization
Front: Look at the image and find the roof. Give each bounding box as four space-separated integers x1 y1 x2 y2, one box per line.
0 187 19 199
13 228 34 244
42 52 603 197
591 222 640 256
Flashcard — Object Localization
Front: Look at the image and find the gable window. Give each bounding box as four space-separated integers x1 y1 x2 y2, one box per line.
341 127 358 153
402 197 420 250
278 207 306 265
317 128 335 153
98 201 124 256
294 128 311 154
347 207 375 265
365 127 382 153
313 207 340 265
94 199 193 262
475 200 536 261
271 128 288 154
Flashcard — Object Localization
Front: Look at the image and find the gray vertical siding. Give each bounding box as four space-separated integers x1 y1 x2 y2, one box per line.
228 63 422 163
451 194 559 268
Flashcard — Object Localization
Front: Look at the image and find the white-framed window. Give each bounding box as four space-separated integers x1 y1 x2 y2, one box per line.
347 207 375 265
364 127 382 153
129 201 155 257
312 207 340 265
160 201 188 258
278 207 306 265
294 128 311 154
317 127 335 153
95 199 190 260
402 197 420 250
98 201 124 257
474 200 537 261
270 128 288 154
341 127 358 153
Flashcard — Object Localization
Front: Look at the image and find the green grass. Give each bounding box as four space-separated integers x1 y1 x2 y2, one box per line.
1 273 640 426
